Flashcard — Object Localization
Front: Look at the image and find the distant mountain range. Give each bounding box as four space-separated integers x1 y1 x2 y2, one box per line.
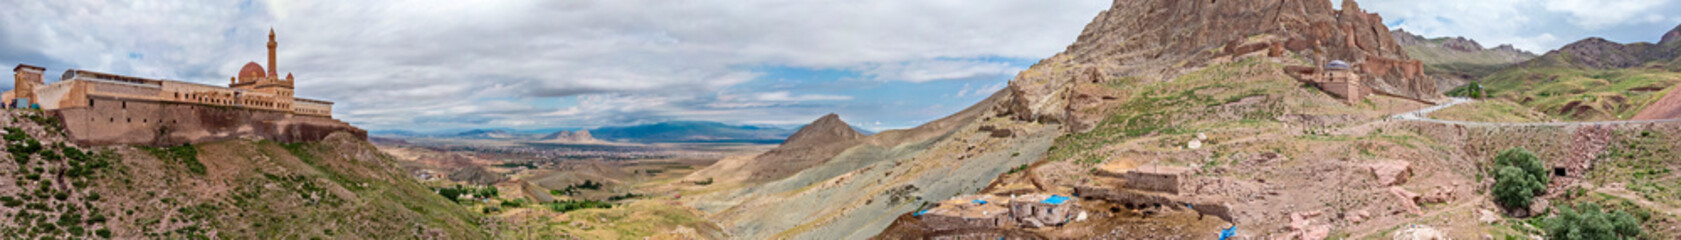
371 120 878 144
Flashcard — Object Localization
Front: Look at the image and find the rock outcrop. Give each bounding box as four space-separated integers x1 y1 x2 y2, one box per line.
1000 0 1439 128
739 113 865 181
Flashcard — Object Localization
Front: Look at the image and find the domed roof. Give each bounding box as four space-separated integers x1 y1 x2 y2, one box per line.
239 62 266 79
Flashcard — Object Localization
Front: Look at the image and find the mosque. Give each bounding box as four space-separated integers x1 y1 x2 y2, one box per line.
1 29 362 146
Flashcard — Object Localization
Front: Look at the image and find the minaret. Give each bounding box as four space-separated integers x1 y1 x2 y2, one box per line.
267 28 278 77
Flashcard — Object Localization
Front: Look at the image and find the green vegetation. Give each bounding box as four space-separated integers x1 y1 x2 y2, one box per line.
544 199 613 212
1049 58 1291 165
5 127 42 164
694 177 714 186
606 192 642 201
1470 67 1681 121
141 144 205 175
434 185 499 202
552 180 603 196
1492 147 1549 211
1447 81 1486 98
1542 202 1642 239
1590 130 1681 207
0 125 116 239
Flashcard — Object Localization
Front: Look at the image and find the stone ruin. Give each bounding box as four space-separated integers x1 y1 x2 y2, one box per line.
917 193 1078 231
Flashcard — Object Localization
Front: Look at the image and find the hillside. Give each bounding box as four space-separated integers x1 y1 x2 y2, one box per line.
589 121 793 143
538 130 602 144
0 110 486 239
1391 29 1537 92
695 113 864 183
1392 29 1536 67
1459 23 1681 121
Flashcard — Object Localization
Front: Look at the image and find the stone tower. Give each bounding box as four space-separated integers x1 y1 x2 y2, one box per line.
267 28 277 76
9 64 44 105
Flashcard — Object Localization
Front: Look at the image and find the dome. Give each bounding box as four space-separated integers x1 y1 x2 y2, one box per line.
239 62 266 79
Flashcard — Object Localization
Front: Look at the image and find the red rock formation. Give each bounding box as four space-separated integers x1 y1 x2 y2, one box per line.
1002 0 1440 126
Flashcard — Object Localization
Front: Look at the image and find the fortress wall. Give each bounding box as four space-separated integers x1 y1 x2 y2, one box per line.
52 96 364 147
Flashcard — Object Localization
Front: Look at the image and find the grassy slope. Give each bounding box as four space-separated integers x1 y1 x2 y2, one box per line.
1472 67 1681 121
1048 57 1413 165
1428 100 1555 123
0 110 487 239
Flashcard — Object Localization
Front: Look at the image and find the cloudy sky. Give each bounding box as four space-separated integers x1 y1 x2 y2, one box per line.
1 0 1677 132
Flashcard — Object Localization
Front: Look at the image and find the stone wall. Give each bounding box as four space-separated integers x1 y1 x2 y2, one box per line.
51 96 364 146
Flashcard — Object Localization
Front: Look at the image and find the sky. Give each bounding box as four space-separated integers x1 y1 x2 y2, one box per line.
0 0 1677 132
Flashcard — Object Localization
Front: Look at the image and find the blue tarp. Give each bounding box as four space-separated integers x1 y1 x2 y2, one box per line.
915 209 930 217
1218 226 1236 240
972 199 988 205
1042 195 1070 205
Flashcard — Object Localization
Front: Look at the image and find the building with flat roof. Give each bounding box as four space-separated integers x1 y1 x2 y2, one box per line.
1 29 362 146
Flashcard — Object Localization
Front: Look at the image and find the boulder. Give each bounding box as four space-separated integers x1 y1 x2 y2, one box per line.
1388 187 1422 215
1369 161 1412 186
1419 185 1453 204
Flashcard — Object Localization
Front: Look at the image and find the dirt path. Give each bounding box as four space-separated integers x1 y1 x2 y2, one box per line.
1343 195 1484 239
1396 98 1681 126
1595 187 1681 217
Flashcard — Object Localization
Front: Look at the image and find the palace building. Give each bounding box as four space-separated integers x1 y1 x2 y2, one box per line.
2 29 363 146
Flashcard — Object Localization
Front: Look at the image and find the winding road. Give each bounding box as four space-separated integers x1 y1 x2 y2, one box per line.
1393 97 1681 126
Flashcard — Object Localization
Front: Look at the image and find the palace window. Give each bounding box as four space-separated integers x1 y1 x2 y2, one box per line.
122 101 127 109
88 99 94 107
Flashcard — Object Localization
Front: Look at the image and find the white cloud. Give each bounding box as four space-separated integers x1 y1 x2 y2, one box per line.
1543 0 1671 29
863 59 1025 83
753 91 853 102
0 0 1108 130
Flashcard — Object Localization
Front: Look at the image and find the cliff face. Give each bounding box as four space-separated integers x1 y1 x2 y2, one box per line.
1002 0 1438 128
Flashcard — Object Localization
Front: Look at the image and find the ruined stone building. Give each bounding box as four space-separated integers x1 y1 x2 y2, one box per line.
1 29 363 146
1286 60 1371 104
918 193 1079 231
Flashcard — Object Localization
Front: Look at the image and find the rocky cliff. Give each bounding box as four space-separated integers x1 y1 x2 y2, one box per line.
1001 0 1439 130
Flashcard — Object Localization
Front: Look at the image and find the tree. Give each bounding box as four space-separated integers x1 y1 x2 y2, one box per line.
1491 147 1548 211
1495 148 1549 186
1545 202 1641 239
1493 166 1542 209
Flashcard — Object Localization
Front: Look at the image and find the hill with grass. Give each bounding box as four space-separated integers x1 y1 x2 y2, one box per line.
1391 29 1537 92
1448 23 1681 121
0 110 487 239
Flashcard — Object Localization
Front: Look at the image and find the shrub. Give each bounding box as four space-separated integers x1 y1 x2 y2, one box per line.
1491 147 1548 210
1495 148 1548 185
1544 202 1641 239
